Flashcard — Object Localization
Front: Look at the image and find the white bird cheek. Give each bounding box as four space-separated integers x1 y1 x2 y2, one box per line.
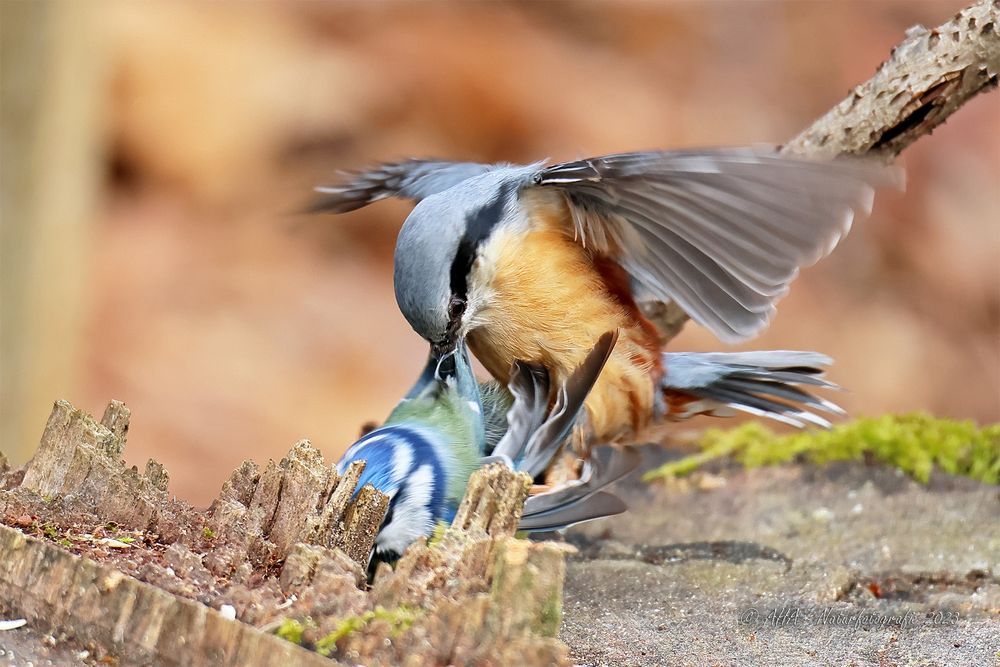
375 465 437 556
390 444 415 487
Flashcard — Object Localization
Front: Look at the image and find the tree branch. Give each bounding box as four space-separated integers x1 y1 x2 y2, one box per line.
785 0 999 159
645 0 999 339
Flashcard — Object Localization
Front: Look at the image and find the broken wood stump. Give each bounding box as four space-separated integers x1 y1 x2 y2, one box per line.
0 399 573 665
0 524 333 667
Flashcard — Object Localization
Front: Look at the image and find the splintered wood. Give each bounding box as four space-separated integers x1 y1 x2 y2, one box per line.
201 441 388 574
0 526 331 667
0 400 571 666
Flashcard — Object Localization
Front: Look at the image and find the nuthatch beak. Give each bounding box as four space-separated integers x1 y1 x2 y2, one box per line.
405 335 476 406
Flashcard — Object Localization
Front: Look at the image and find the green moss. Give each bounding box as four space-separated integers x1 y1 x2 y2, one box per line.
314 606 421 657
202 526 216 540
426 521 449 546
644 414 1000 485
537 587 563 638
275 618 308 645
314 616 366 655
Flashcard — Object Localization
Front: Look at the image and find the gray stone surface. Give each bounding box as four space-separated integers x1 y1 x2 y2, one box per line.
562 456 1000 666
0 625 90 666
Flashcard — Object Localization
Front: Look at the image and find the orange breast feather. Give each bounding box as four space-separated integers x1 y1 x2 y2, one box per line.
466 191 662 445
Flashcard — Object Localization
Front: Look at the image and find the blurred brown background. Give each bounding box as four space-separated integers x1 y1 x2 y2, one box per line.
2 0 997 505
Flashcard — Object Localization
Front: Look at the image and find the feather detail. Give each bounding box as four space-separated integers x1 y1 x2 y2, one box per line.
661 350 843 428
518 331 618 476
484 333 637 532
310 160 495 213
533 147 902 343
519 446 638 531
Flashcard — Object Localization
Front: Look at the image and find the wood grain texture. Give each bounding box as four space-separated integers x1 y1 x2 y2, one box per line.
0 524 335 667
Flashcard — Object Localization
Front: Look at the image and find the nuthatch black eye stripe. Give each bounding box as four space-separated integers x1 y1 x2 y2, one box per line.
448 183 513 303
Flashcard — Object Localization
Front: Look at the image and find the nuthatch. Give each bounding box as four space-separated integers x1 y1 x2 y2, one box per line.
337 331 634 567
315 147 900 448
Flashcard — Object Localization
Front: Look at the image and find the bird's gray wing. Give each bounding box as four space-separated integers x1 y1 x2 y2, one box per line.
531 147 903 343
310 159 496 213
492 330 618 473
490 361 550 462
517 330 618 478
520 491 626 532
519 446 639 532
478 381 514 455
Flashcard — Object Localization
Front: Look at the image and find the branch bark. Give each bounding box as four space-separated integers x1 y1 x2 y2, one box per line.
785 0 999 159
643 0 999 337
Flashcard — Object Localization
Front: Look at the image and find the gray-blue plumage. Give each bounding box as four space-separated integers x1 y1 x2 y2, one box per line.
315 147 901 345
311 159 497 212
391 165 538 344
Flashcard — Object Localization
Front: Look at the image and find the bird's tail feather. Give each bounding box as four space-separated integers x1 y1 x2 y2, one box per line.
661 351 844 429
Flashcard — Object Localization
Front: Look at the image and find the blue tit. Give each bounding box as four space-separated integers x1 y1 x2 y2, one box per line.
337 332 634 567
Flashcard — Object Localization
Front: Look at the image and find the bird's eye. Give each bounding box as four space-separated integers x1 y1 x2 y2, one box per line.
448 297 466 319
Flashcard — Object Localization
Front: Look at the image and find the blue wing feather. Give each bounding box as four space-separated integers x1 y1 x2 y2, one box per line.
337 424 450 529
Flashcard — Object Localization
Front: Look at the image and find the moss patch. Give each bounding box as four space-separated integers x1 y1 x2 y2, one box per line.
644 414 1000 484
426 520 449 546
537 585 563 638
275 618 309 645
314 606 422 657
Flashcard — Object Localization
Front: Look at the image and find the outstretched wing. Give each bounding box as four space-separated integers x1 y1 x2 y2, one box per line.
310 159 495 213
531 147 903 343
